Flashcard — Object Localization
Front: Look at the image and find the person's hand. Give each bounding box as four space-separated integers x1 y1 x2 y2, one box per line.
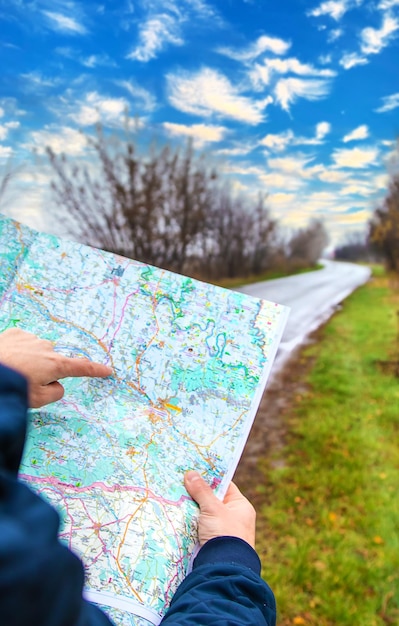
0 328 113 408
184 470 256 548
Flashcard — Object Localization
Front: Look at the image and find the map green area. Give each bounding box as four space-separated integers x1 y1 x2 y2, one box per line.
0 214 289 625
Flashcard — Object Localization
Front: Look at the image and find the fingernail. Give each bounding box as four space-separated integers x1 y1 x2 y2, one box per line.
185 470 200 482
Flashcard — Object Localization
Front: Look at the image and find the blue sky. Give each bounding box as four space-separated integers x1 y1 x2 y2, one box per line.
1 0 399 248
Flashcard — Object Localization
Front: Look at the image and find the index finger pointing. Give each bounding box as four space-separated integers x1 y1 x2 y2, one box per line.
56 357 113 380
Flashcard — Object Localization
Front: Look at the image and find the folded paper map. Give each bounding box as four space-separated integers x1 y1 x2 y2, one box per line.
0 214 289 625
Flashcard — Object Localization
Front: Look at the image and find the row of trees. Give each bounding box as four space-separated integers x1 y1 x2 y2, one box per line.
47 127 327 280
334 233 375 263
369 163 399 273
335 141 399 273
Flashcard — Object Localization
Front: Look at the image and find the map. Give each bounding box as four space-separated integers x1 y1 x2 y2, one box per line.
0 214 289 625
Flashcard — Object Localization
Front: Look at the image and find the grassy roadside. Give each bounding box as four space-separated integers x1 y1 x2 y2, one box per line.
213 263 324 290
256 269 399 626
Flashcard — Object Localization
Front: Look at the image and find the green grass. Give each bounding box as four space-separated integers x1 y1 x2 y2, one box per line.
214 263 324 290
256 271 399 626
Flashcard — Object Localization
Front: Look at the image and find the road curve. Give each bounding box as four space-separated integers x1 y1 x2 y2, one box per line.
237 260 371 371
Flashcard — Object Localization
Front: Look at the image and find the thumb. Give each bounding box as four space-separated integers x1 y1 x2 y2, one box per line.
184 471 220 514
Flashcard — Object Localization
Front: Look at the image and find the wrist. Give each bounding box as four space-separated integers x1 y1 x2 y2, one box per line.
193 536 261 575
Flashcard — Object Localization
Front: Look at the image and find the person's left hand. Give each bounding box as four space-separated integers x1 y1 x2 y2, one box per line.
184 471 256 548
0 328 113 408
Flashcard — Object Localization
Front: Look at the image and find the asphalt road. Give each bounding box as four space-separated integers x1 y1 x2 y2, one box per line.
237 260 371 371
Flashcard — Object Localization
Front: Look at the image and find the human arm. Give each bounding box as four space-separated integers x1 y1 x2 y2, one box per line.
0 328 113 407
0 363 113 626
160 472 276 625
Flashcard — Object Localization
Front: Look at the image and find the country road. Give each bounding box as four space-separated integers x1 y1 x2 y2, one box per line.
234 260 372 493
237 260 371 372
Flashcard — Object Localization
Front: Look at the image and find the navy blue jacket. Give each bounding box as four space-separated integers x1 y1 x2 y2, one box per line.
0 363 276 625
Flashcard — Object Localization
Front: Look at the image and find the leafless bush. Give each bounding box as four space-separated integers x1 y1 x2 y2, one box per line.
287 219 329 268
47 126 279 279
0 160 17 210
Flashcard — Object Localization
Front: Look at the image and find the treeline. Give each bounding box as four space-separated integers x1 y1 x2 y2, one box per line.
46 127 328 281
368 147 399 272
334 233 375 263
335 140 399 273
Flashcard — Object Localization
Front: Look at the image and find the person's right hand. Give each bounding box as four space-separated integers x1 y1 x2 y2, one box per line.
184 471 256 548
0 328 113 408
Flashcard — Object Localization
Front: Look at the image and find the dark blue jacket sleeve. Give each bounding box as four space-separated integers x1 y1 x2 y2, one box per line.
0 364 113 626
161 536 276 625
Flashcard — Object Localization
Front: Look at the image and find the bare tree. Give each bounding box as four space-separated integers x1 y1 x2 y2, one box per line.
0 160 17 211
47 124 320 280
46 126 281 279
47 128 219 273
288 219 329 267
248 194 278 275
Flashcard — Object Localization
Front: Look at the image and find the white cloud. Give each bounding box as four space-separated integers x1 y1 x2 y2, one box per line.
249 57 335 89
309 191 338 203
82 54 116 68
0 97 26 118
373 173 389 189
260 122 330 152
0 146 13 159
274 77 331 112
339 52 368 69
0 120 20 141
167 67 272 124
69 91 128 126
20 72 60 89
339 182 373 196
268 192 296 205
375 92 399 112
217 34 290 62
334 209 371 225
17 169 54 187
360 14 399 55
328 28 343 41
42 10 87 35
316 121 331 139
116 80 157 112
307 1 348 21
267 154 316 174
378 0 399 8
27 126 88 156
343 125 369 142
318 53 332 64
223 164 264 177
259 172 305 190
332 146 379 168
163 122 227 146
127 14 183 62
231 180 250 194
216 144 255 157
318 169 349 183
260 130 294 151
